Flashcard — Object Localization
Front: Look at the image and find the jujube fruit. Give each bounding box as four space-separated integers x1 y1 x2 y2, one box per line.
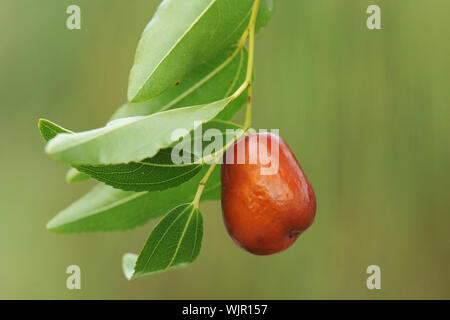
221 133 316 255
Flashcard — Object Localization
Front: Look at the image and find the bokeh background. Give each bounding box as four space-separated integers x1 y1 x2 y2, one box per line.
0 0 449 299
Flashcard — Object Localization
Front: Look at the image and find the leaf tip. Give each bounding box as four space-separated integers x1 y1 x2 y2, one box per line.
66 168 90 184
38 118 53 141
126 78 142 103
37 118 45 129
127 88 146 104
46 212 68 233
122 253 138 280
46 218 59 232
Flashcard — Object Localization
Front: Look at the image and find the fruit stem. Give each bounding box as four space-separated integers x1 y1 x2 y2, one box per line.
193 161 216 207
193 127 248 207
243 0 260 131
192 0 261 207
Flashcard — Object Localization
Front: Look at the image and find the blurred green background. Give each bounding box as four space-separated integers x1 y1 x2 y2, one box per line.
0 0 449 299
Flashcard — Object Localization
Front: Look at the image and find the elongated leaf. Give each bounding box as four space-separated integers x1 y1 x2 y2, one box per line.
42 118 238 192
46 98 233 166
125 204 203 279
115 47 248 121
75 149 200 192
47 165 221 233
128 0 270 102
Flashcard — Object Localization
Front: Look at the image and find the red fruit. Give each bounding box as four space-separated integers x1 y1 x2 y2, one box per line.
221 133 316 255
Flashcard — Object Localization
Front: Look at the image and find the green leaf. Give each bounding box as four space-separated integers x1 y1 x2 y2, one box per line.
127 0 269 102
47 164 221 233
75 148 202 192
49 120 239 192
125 204 203 279
46 98 233 166
114 47 248 122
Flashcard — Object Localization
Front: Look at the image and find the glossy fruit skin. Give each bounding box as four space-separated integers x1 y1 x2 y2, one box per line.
221 133 316 255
